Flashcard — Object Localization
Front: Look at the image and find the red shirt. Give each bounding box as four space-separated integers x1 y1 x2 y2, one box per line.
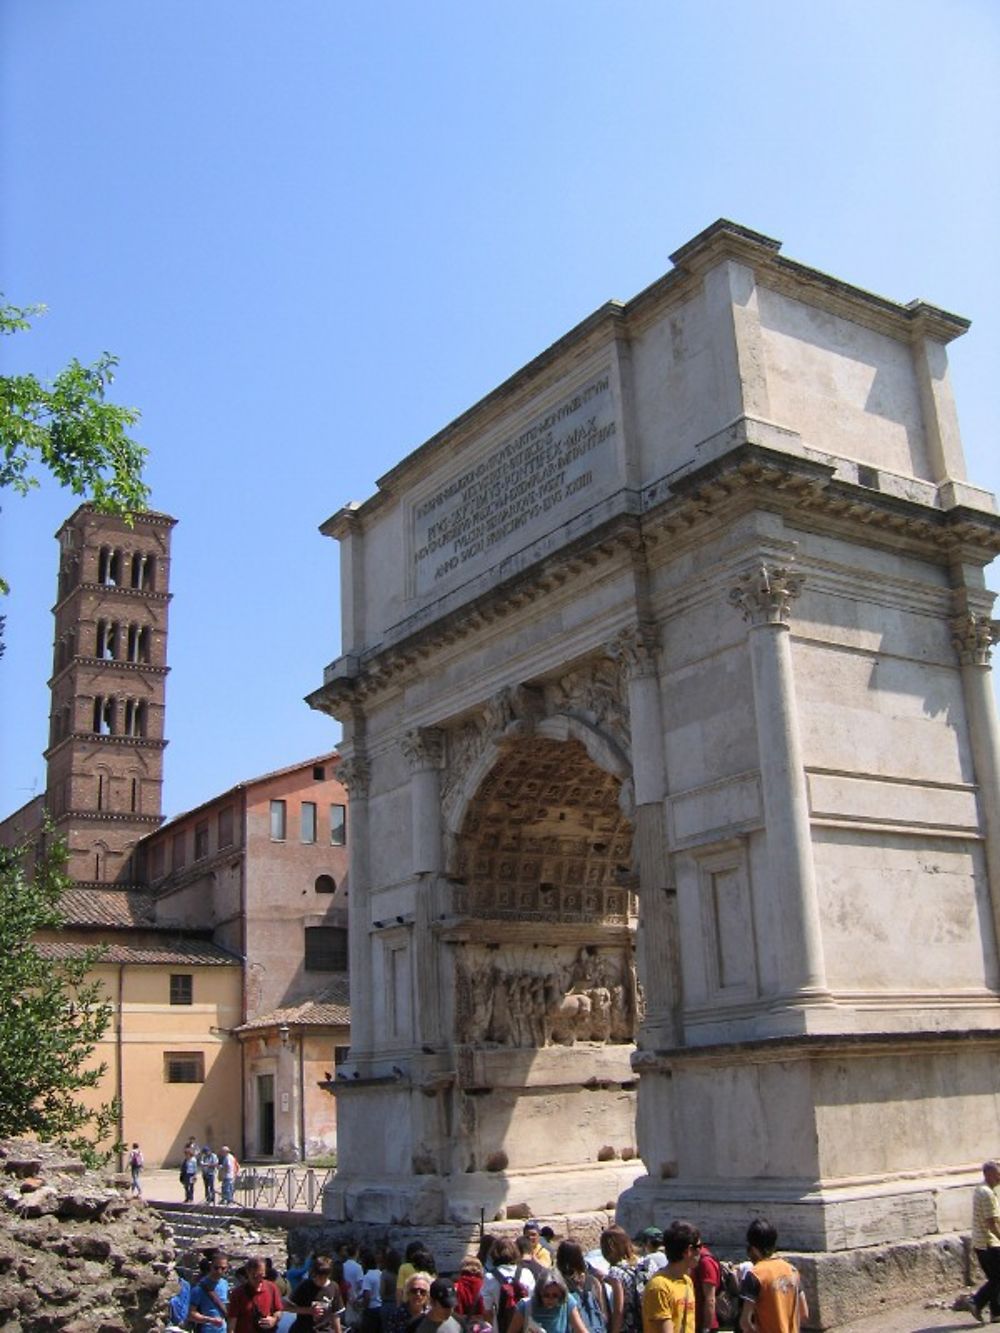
693 1249 721 1331
228 1278 284 1333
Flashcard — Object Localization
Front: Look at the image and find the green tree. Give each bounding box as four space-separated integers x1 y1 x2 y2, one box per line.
0 836 119 1163
0 296 150 594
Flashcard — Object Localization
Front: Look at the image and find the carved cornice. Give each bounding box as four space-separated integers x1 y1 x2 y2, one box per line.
729 563 804 628
307 444 1000 718
401 728 445 773
952 613 1000 667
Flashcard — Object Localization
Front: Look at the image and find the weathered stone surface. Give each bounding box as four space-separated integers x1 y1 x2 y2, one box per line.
0 1138 175 1331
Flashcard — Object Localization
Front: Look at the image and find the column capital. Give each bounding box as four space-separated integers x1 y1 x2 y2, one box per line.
338 756 371 799
729 563 804 628
401 727 445 773
607 623 659 680
952 612 1000 667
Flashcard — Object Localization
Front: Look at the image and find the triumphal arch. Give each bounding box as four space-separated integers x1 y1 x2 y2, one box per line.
309 222 1000 1280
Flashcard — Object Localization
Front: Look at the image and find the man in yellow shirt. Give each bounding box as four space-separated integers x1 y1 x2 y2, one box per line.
962 1159 1000 1324
641 1221 698 1333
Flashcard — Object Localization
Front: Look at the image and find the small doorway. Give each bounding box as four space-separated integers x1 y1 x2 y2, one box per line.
257 1074 275 1156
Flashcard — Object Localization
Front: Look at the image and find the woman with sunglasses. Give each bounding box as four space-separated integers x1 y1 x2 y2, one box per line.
508 1271 589 1333
384 1272 432 1333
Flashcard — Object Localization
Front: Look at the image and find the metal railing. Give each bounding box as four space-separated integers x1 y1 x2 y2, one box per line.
234 1166 335 1213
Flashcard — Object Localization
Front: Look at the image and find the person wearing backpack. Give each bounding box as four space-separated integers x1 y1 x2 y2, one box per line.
600 1227 641 1333
127 1142 144 1196
481 1238 534 1333
555 1241 608 1333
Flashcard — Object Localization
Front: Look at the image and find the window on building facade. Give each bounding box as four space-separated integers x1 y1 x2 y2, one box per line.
127 624 151 663
330 803 346 846
313 764 325 780
172 831 186 871
301 801 317 843
164 1051 204 1083
333 1045 349 1067
98 547 123 587
315 874 336 894
304 925 349 971
194 821 209 860
270 800 286 841
96 620 118 660
93 696 115 735
170 974 193 1005
218 806 234 848
122 699 146 738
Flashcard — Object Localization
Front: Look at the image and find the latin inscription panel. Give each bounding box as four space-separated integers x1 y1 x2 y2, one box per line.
412 371 620 596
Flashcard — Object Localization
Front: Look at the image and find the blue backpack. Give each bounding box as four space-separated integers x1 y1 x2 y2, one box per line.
168 1277 191 1328
576 1273 608 1333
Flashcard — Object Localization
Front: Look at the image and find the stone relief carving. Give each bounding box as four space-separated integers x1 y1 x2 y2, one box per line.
455 945 637 1047
729 562 804 627
607 623 659 681
547 658 631 756
337 756 371 799
401 727 445 771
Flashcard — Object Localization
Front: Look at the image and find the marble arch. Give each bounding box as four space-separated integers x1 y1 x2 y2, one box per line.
310 223 1000 1322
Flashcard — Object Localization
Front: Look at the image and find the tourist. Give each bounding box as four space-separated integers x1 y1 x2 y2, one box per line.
960 1159 1000 1324
639 1221 698 1333
218 1145 240 1205
397 1245 437 1300
127 1142 144 1196
555 1240 608 1333
633 1230 666 1276
514 1236 548 1284
414 1278 463 1333
343 1240 364 1314
482 1237 534 1332
379 1248 401 1330
690 1234 722 1333
738 1219 807 1333
359 1247 383 1333
600 1226 641 1333
190 1251 231 1329
384 1271 431 1333
507 1270 589 1333
227 1257 284 1333
523 1220 551 1264
199 1145 219 1204
180 1143 199 1202
286 1255 347 1333
454 1256 487 1321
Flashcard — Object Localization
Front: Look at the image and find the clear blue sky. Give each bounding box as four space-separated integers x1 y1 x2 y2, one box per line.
2 0 999 821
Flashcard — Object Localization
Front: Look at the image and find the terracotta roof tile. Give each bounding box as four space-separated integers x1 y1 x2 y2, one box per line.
59 887 157 928
36 937 240 966
236 975 350 1030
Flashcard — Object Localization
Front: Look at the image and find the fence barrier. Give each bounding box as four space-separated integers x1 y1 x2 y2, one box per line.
234 1166 335 1213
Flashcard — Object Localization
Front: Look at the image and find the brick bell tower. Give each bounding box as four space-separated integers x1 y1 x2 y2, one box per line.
45 505 176 883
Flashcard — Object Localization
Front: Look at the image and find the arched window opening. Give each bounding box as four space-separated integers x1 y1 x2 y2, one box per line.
315 874 336 894
123 699 146 738
93 696 115 735
127 624 150 663
96 620 118 659
98 547 122 586
131 552 155 590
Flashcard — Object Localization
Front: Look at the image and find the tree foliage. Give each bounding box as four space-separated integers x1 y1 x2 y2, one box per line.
0 296 150 594
0 836 119 1164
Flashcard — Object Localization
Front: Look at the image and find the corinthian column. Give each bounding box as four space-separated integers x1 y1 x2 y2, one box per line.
729 564 828 1001
609 624 680 1047
338 755 373 1060
952 611 1000 965
401 728 446 1046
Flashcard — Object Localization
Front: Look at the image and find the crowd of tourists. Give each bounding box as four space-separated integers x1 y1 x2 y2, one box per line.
170 1215 806 1333
177 1136 242 1205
